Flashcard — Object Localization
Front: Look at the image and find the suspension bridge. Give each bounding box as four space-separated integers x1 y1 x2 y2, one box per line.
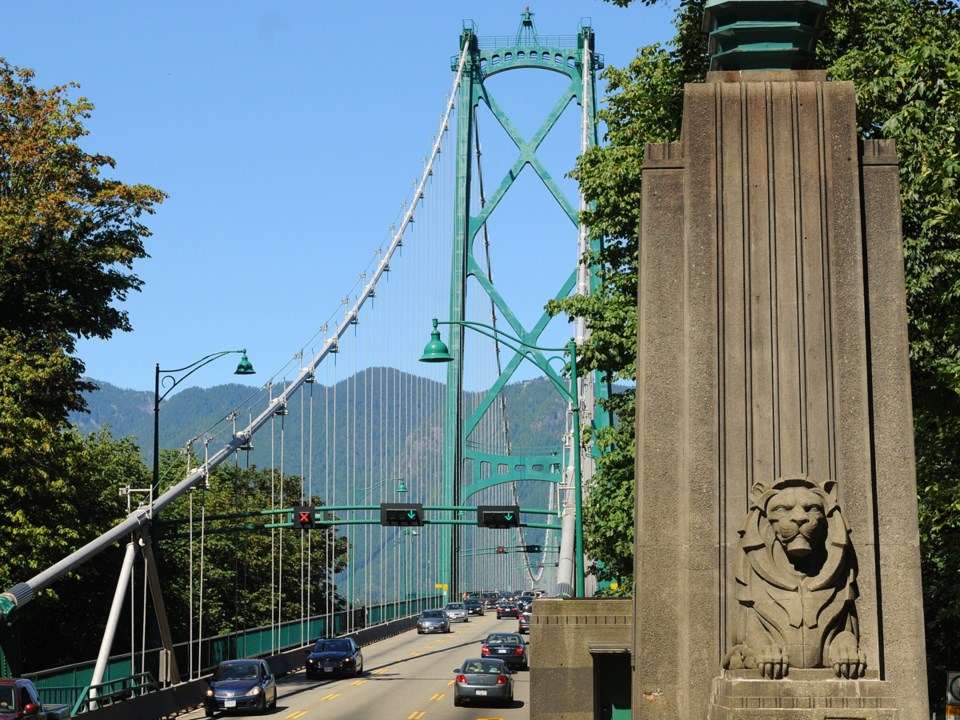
0 10 611 712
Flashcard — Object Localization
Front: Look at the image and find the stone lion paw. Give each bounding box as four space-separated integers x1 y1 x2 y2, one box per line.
829 631 866 679
756 644 789 679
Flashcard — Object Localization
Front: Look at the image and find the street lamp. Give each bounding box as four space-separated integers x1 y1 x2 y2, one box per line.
419 317 585 597
153 350 255 494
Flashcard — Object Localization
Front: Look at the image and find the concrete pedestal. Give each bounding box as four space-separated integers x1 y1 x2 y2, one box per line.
634 70 928 719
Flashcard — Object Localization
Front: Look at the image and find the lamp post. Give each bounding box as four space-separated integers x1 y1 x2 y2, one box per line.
419 318 585 597
153 350 255 495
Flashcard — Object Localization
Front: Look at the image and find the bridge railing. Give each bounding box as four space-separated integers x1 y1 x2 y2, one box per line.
27 594 440 712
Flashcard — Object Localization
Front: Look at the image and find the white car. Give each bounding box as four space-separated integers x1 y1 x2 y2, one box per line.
444 602 470 622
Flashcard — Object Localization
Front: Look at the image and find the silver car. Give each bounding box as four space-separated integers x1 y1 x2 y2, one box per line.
444 602 469 623
453 658 514 707
417 609 451 634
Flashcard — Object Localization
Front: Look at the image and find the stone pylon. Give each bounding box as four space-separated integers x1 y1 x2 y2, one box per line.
632 61 930 720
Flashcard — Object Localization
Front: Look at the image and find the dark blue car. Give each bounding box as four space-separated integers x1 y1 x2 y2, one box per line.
305 637 364 679
204 658 278 716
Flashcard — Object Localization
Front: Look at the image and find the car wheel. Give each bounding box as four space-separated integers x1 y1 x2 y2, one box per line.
271 690 278 709
355 657 364 676
255 693 266 714
204 704 215 718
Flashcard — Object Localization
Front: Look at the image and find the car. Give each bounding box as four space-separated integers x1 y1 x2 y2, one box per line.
0 678 71 720
518 610 531 634
496 602 520 619
481 632 529 670
444 602 469 622
481 591 500 608
305 637 364 678
453 658 515 707
463 598 485 616
516 594 535 611
204 658 278 716
417 609 452 634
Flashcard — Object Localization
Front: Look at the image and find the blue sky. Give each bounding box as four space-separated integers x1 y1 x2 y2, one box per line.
3 1 677 393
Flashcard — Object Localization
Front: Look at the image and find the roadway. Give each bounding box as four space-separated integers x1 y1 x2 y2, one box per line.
181 612 530 720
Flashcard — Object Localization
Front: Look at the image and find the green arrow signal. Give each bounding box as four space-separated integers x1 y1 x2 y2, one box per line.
407 510 418 520
504 513 514 521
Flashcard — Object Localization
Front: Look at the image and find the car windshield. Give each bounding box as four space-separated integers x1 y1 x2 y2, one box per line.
422 611 444 618
447 603 464 610
213 662 260 681
0 687 14 710
487 635 520 645
463 660 506 674
313 639 350 652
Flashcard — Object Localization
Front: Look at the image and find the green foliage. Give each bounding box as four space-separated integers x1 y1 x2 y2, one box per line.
12 430 146 669
156 459 349 638
0 58 164 672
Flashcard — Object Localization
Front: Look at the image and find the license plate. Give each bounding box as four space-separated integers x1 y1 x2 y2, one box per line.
224 700 236 708
324 667 333 672
475 690 487 696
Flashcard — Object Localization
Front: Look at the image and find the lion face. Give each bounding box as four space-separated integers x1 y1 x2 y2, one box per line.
765 486 827 558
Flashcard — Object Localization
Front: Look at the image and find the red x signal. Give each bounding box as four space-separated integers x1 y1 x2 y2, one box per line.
293 505 315 530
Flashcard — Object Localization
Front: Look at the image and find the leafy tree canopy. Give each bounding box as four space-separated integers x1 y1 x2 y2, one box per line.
0 58 164 671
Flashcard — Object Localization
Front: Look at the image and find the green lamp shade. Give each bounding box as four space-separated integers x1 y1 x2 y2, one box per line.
419 329 453 363
234 352 256 375
703 0 827 71
396 478 409 493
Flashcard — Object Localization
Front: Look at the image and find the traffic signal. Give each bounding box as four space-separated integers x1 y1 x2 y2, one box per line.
477 504 520 528
292 505 316 530
524 544 542 553
497 546 507 554
380 502 425 527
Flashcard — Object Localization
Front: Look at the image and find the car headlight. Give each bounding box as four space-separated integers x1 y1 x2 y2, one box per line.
244 686 263 697
205 689 214 697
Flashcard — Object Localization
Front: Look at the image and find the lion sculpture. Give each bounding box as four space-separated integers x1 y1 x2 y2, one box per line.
724 475 866 679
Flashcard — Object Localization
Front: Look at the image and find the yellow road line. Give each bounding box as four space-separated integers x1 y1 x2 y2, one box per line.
407 712 426 720
372 667 389 675
447 679 455 686
430 692 446 701
285 712 308 720
409 650 421 656
351 678 368 686
321 692 341 701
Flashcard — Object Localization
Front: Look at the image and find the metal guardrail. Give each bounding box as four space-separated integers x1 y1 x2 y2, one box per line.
71 673 158 716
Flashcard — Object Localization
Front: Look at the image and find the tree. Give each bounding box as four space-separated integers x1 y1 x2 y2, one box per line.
563 0 960 702
0 58 164 672
157 458 349 641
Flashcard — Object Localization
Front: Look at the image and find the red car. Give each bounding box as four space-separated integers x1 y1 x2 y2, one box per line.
496 602 520 619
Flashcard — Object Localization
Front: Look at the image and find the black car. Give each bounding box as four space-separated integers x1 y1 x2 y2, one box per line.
496 602 520 619
463 598 485 616
204 658 278 715
305 637 364 679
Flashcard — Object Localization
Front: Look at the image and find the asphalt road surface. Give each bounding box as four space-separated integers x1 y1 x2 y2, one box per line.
183 612 531 720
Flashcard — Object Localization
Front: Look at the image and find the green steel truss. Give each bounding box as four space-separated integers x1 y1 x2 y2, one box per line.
440 11 607 596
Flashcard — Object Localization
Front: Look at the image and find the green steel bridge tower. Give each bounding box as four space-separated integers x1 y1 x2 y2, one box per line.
438 10 609 598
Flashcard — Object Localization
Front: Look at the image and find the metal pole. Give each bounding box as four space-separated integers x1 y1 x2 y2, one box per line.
153 363 161 493
90 539 138 699
569 341 584 597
